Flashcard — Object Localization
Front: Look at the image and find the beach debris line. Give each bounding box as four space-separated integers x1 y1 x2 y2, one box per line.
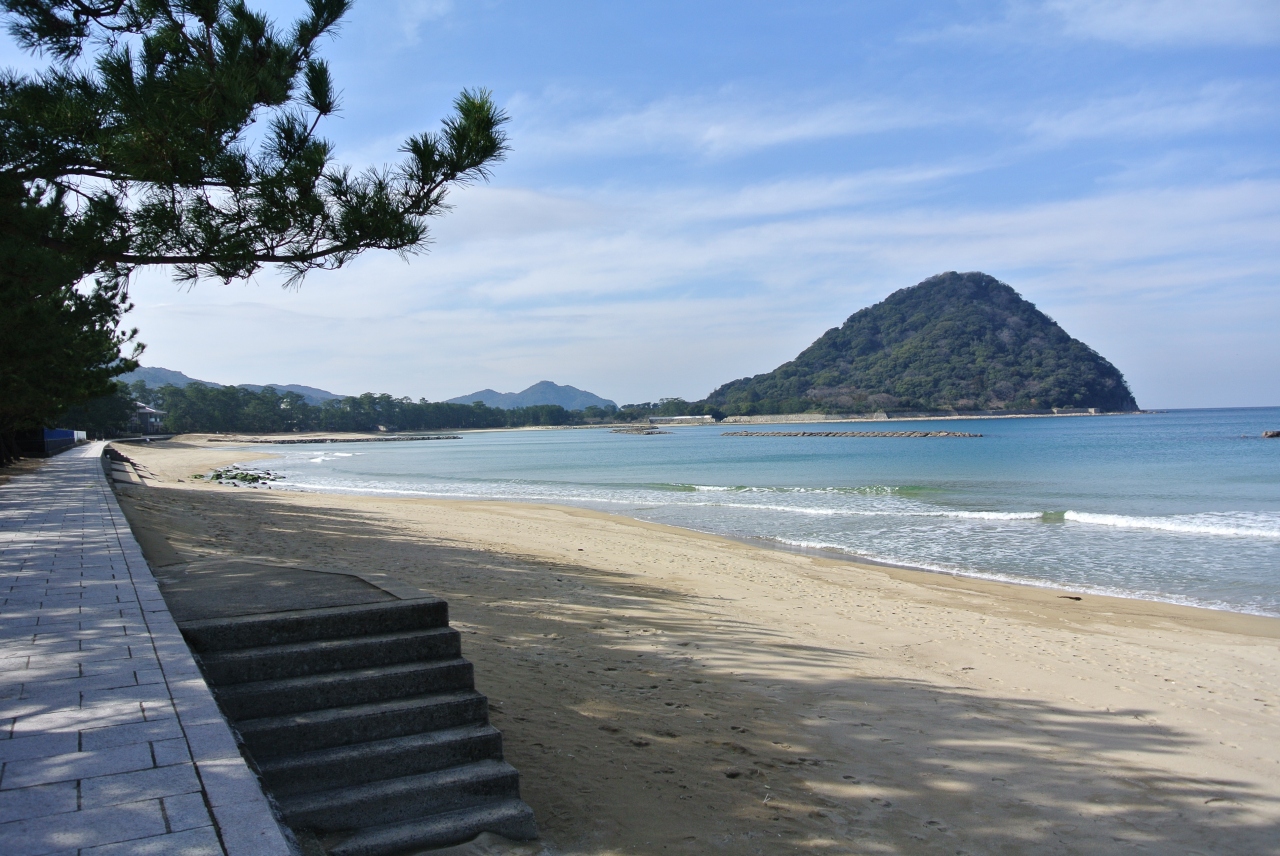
721 430 983 438
207 435 461 444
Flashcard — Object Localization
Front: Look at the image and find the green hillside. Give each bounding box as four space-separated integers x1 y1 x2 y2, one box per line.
704 272 1138 415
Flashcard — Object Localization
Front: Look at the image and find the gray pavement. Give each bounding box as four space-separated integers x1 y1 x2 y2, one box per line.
0 444 293 856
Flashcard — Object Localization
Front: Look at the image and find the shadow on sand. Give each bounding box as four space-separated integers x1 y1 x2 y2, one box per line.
114 484 1280 856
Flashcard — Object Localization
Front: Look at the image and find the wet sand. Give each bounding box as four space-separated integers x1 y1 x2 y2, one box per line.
113 437 1280 855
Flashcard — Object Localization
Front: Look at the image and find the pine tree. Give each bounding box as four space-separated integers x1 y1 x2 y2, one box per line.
0 0 508 461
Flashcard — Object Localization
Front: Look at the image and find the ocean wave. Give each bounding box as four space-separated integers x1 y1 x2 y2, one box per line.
699 501 1042 521
933 510 1043 520
1064 511 1280 539
680 484 899 495
764 538 1280 617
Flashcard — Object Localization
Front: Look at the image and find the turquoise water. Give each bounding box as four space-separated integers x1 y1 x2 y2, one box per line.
256 408 1280 616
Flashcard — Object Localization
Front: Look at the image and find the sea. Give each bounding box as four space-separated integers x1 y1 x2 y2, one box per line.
248 408 1280 617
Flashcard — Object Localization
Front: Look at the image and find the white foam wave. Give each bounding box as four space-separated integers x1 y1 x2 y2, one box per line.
1065 511 1280 539
934 510 1043 521
700 501 1041 521
684 484 897 495
766 538 1280 617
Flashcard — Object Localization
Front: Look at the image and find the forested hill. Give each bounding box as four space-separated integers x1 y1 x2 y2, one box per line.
703 272 1138 416
118 366 344 406
446 381 616 410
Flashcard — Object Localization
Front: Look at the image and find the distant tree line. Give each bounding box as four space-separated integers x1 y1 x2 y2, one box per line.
612 399 724 422
128 384 579 433
56 385 732 438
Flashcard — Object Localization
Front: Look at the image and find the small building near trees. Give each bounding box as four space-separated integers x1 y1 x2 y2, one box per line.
130 403 167 435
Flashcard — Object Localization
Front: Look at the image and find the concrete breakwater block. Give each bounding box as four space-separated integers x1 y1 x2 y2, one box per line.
181 598 537 855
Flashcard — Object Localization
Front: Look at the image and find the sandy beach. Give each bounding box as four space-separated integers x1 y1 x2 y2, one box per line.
111 437 1280 855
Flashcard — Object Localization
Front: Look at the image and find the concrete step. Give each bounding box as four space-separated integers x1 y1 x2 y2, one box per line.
178 593 536 852
215 658 475 720
110 462 144 485
239 690 489 760
325 798 538 856
281 759 522 831
182 598 449 653
257 723 505 798
198 626 461 684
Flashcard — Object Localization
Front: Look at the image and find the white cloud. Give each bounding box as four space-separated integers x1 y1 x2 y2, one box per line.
396 0 453 45
910 0 1280 49
1044 0 1280 47
515 93 948 159
1026 83 1269 143
126 175 1280 407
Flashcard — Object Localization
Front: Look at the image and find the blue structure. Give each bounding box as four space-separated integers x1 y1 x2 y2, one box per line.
15 428 84 456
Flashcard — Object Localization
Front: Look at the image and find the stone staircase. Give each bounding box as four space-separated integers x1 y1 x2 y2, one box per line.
181 598 537 856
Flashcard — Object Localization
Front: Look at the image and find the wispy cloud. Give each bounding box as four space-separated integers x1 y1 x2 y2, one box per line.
1025 83 1271 143
910 1 1280 49
515 93 948 159
127 173 1280 406
396 0 453 45
1044 0 1280 47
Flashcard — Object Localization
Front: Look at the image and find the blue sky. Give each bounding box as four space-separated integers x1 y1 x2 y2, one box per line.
11 1 1279 406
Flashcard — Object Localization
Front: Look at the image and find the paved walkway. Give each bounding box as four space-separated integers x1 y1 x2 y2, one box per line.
0 444 292 856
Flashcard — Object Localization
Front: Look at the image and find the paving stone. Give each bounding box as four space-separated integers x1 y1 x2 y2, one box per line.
0 731 77 764
211 799 295 856
81 824 223 856
80 717 184 751
182 722 241 761
0 664 83 686
10 700 151 737
153 736 193 767
1 742 155 790
0 797 166 856
80 761 202 809
82 680 172 709
162 790 216 832
196 757 271 808
0 781 77 823
14 667 162 704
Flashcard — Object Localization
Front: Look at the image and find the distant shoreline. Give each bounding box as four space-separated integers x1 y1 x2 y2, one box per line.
117 410 1155 446
714 410 1153 425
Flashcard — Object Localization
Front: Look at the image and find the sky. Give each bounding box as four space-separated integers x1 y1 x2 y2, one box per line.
9 1 1279 407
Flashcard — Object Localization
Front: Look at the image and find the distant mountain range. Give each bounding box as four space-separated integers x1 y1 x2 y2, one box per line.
120 368 617 411
118 366 346 406
446 381 616 411
703 271 1138 415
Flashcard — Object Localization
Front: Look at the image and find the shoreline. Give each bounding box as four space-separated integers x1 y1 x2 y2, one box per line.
715 410 1154 425
110 437 1280 854
731 533 1280 621
178 436 1278 623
